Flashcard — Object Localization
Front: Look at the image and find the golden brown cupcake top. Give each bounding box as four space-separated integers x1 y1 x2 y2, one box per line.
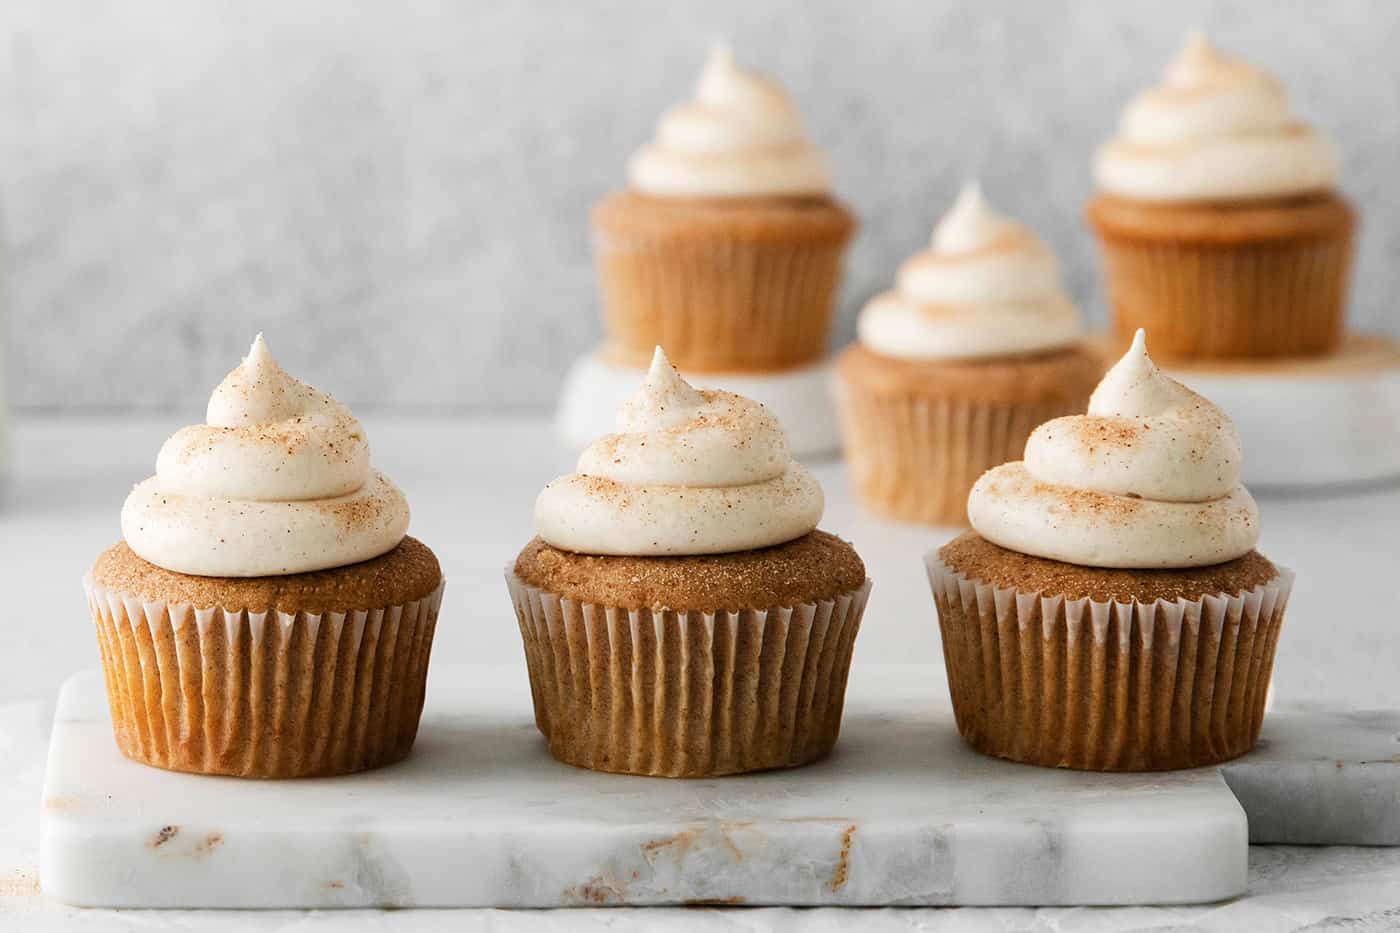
91 537 441 614
513 531 865 612
938 531 1277 603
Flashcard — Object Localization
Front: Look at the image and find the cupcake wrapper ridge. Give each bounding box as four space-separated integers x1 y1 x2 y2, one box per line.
592 197 854 373
507 572 871 777
86 576 444 778
1092 213 1353 360
926 554 1291 771
835 381 1089 527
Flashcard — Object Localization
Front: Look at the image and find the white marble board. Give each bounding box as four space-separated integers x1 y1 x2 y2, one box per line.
38 665 1400 909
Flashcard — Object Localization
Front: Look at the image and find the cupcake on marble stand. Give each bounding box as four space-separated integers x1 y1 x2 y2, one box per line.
87 335 444 778
1088 31 1400 486
927 331 1291 771
517 348 871 777
559 43 856 457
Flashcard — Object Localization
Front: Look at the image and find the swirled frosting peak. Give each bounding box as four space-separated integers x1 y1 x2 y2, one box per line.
535 347 823 555
857 183 1083 360
121 335 410 577
627 43 832 198
968 330 1260 568
1095 31 1339 201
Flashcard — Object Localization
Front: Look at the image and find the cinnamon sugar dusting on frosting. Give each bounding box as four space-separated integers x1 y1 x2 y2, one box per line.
537 347 822 556
121 335 410 577
968 330 1260 569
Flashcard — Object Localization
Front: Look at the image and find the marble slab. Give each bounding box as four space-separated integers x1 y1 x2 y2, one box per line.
1221 709 1400 845
40 666 1256 908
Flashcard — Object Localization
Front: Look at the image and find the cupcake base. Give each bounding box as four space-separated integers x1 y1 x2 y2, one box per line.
87 539 444 778
928 533 1291 771
591 191 856 374
508 533 870 777
834 344 1104 526
1087 191 1354 360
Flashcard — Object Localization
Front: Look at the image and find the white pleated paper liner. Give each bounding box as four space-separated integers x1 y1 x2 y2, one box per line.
926 552 1292 771
85 575 444 778
507 572 872 777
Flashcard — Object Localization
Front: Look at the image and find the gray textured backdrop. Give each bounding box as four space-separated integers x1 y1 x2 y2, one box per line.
3 1 1397 412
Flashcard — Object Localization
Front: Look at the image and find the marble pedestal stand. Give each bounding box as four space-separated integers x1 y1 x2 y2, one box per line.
1164 333 1400 489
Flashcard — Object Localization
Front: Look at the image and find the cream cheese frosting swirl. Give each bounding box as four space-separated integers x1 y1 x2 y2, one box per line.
857 184 1083 360
121 335 410 577
968 330 1259 568
536 348 822 555
1095 31 1339 201
627 43 832 198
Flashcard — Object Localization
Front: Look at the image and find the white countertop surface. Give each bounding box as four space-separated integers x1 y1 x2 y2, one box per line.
3 414 1400 930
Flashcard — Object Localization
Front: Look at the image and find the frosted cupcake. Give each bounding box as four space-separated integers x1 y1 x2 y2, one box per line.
87 336 444 778
1089 32 1354 359
508 348 870 777
592 44 856 374
927 331 1292 771
835 184 1103 525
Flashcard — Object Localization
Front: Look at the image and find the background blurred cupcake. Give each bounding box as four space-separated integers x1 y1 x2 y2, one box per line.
592 44 856 374
928 331 1291 771
1088 31 1354 359
87 336 444 778
508 348 870 777
835 184 1103 526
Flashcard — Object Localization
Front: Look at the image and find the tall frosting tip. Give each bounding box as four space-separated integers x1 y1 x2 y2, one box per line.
706 37 733 68
647 346 675 380
931 181 1016 254
1180 28 1212 57
1164 29 1256 87
1129 328 1148 356
626 345 704 418
245 332 271 367
697 39 739 93
953 180 985 212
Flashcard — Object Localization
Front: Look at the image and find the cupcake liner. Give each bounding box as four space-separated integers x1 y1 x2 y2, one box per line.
1091 213 1354 360
506 572 872 777
85 576 444 778
925 553 1292 771
591 195 855 373
834 380 1087 526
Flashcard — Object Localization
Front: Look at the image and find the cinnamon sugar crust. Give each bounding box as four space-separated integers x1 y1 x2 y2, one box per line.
836 342 1105 403
92 537 442 613
513 531 866 611
939 532 1278 603
1087 191 1353 244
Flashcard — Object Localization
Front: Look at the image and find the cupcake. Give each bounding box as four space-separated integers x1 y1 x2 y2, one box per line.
87 336 443 778
835 184 1104 526
592 44 856 374
508 348 870 777
1088 31 1354 359
927 331 1291 771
